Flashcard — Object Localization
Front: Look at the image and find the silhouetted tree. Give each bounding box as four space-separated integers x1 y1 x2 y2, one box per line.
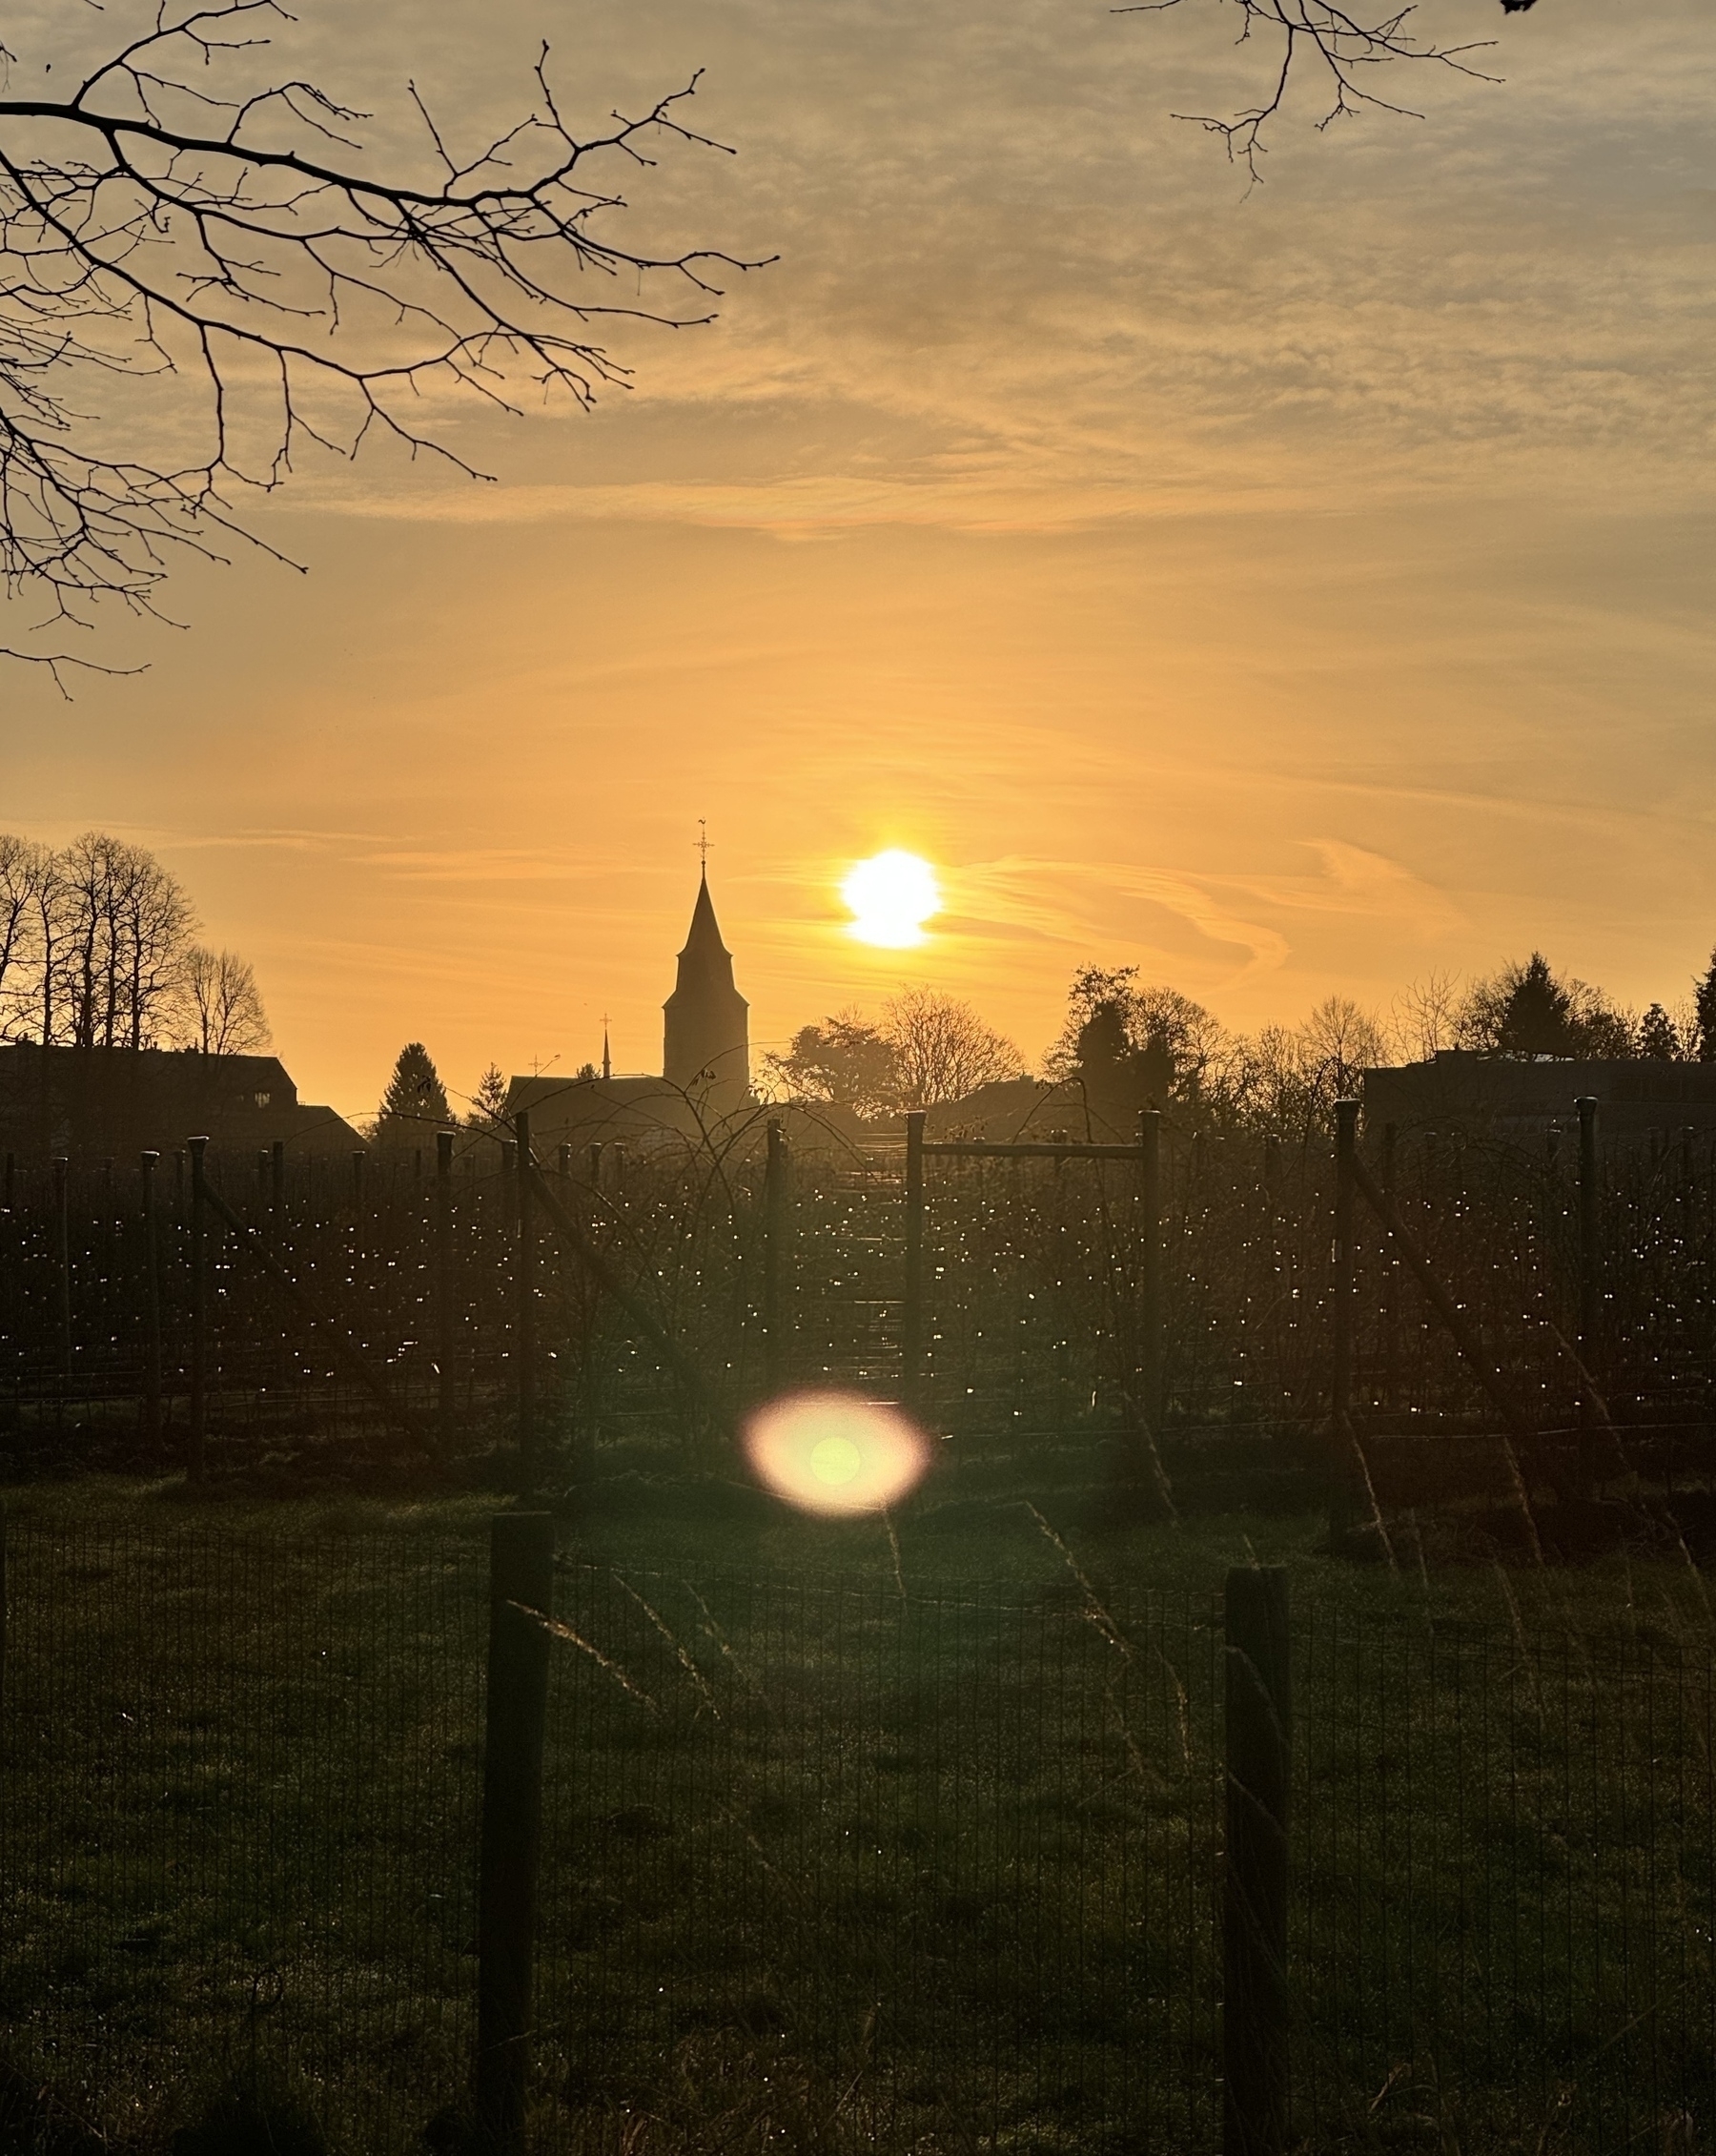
882 989 1023 1110
1459 953 1631 1058
1695 950 1716 1064
0 1 760 684
1391 971 1461 1061
375 1042 451 1144
1636 1002 1684 1062
174 946 271 1055
0 830 198 1047
1047 967 1228 1106
466 1062 511 1134
765 1013 902 1119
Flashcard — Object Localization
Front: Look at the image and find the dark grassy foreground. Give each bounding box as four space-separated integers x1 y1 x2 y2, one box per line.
4 1474 1716 2153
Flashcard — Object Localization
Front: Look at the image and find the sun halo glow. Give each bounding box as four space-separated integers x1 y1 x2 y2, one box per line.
842 851 940 948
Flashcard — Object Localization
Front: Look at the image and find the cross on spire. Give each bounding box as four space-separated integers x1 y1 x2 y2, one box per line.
696 819 711 878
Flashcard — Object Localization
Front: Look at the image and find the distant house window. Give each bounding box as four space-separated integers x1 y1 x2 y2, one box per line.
255 1092 272 1109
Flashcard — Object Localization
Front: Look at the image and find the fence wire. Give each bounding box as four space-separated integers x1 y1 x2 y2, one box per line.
0 1518 488 2152
5 1523 1716 2151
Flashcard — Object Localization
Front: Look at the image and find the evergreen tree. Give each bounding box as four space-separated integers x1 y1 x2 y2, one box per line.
1695 949 1716 1063
1494 954 1577 1056
375 1042 451 1146
1636 1003 1682 1062
466 1061 511 1133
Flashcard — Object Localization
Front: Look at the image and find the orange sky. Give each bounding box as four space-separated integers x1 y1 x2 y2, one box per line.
7 0 1714 1123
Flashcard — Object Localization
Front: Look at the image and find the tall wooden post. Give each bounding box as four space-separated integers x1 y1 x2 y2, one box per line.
476 1511 555 2155
1329 1099 1359 1534
271 1140 285 1218
51 1155 72 1375
1577 1095 1600 1489
437 1129 456 1459
516 1111 537 1482
1138 1109 1163 1441
188 1135 209 1484
351 1148 365 1212
902 1110 926 1413
3 1152 12 1210
1224 1567 1292 2156
764 1118 790 1395
140 1151 163 1446
1379 1122 1399 1414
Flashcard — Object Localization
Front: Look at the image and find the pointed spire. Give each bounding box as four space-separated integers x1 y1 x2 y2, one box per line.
602 1018 611 1083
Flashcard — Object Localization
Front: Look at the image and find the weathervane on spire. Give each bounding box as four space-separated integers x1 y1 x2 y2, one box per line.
697 819 711 878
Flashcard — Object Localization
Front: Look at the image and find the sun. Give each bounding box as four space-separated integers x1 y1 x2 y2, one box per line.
842 851 941 948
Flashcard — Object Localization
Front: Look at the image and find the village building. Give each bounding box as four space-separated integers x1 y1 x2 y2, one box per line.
503 865 759 1152
1362 1048 1716 1145
0 1041 365 1164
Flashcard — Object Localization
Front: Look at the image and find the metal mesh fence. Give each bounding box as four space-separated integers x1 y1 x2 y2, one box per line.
6 1518 1716 2151
535 1566 1225 2154
0 1517 488 2152
7 1120 1716 1498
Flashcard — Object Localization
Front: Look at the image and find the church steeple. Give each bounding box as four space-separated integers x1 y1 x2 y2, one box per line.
663 857 749 1105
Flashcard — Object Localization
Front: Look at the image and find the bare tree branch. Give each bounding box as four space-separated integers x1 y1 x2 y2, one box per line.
0 2 767 668
1121 0 1503 179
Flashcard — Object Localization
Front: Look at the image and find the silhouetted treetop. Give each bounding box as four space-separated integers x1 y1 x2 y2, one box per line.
376 1041 451 1143
1457 952 1633 1059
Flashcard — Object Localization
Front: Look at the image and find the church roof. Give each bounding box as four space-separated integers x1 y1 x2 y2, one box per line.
677 871 732 962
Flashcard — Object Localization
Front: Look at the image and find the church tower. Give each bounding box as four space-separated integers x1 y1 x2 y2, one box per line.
663 868 750 1107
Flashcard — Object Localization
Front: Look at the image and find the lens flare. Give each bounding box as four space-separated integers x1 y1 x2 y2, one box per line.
743 1391 930 1515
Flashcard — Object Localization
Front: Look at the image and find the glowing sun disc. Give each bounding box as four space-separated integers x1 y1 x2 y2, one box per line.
743 1391 930 1515
843 851 940 948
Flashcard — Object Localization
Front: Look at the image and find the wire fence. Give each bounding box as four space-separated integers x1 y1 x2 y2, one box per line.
6 1517 1716 2150
6 1118 1716 1515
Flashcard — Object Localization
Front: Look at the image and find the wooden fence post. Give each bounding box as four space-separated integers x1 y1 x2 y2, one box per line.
1329 1100 1359 1535
476 1511 555 2154
1225 1565 1292 2156
516 1111 537 1482
188 1135 209 1484
140 1151 163 1446
764 1118 790 1396
51 1155 72 1375
902 1110 926 1413
1138 1108 1163 1442
1577 1095 1600 1489
437 1130 456 1458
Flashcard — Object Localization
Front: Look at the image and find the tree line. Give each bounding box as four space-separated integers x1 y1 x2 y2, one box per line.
763 947 1716 1140
0 832 270 1056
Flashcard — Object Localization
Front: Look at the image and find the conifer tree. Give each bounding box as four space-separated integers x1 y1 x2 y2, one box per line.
376 1043 451 1146
1637 1003 1683 1062
1695 950 1716 1064
466 1063 511 1133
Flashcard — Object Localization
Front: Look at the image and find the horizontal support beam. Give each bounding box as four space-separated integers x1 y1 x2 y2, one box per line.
921 1140 1146 1160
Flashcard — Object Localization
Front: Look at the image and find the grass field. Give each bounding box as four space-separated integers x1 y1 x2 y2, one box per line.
5 1472 1716 2153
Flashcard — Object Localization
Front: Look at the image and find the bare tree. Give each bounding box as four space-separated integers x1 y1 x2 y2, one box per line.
0 2 761 683
0 831 50 1038
55 830 196 1047
174 943 270 1054
1125 0 1522 179
1391 969 1461 1062
882 988 1023 1110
